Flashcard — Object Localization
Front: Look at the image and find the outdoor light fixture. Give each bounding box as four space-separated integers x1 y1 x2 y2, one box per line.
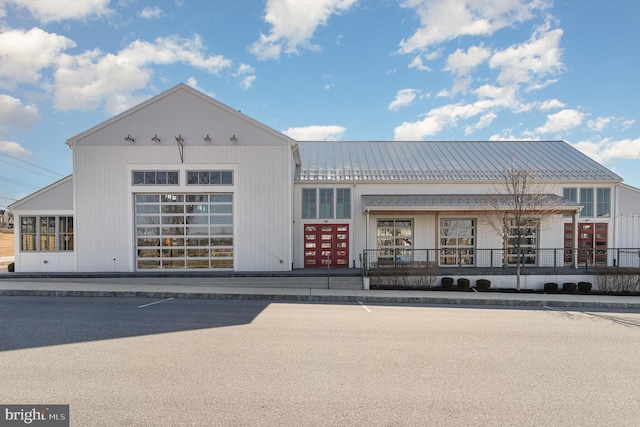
151 134 161 143
175 134 185 163
230 134 238 144
124 134 135 143
204 134 212 143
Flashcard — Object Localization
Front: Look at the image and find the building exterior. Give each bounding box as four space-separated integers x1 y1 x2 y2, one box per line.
9 83 640 274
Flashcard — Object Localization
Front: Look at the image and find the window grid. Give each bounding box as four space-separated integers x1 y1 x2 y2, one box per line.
132 171 179 185
439 219 475 266
135 193 233 270
186 171 233 185
376 219 413 263
20 216 74 252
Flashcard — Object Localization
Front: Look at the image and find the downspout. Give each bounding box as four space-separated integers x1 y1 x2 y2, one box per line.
572 210 578 268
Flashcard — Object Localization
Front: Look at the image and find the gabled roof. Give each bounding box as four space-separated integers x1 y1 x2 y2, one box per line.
295 140 621 182
9 175 73 211
65 83 298 150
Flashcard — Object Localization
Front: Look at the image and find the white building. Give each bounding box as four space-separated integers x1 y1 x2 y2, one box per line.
9 83 640 274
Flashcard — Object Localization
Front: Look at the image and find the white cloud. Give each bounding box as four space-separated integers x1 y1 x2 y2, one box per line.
408 56 432 72
235 64 257 90
489 22 564 89
394 84 520 140
465 112 497 134
572 138 640 163
0 27 76 88
5 0 112 23
445 44 491 76
539 99 565 110
54 35 233 114
139 6 164 19
283 125 346 141
388 89 420 111
0 141 33 159
535 109 584 134
0 95 39 129
185 77 216 98
250 0 357 60
399 0 551 54
587 116 612 132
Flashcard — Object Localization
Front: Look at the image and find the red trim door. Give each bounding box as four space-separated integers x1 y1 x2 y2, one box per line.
304 224 349 268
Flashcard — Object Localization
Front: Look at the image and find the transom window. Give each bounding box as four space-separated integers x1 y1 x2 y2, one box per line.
376 219 413 263
563 187 610 218
187 171 233 185
20 216 74 252
132 171 179 185
439 219 475 266
302 188 351 219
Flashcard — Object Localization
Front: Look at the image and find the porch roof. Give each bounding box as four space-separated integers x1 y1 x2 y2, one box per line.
361 194 582 215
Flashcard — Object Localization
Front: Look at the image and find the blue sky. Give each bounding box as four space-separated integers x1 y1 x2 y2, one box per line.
1 0 639 209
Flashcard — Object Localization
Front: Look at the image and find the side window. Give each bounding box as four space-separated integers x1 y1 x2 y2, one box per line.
302 189 316 219
597 188 610 217
336 189 351 219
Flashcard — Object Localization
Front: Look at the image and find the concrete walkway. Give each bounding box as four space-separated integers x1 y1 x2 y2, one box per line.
1 275 639 310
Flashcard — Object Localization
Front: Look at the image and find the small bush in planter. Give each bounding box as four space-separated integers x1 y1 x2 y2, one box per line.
7 262 14 272
578 281 593 293
543 282 558 292
562 282 577 293
457 278 470 291
476 279 491 290
441 277 454 289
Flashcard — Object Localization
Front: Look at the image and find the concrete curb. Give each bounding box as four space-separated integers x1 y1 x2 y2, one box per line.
2 288 640 310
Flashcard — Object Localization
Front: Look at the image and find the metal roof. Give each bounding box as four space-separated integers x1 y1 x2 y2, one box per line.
361 194 582 213
295 141 621 182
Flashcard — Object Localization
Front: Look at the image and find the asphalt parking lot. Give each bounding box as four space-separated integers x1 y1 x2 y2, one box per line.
2 296 640 426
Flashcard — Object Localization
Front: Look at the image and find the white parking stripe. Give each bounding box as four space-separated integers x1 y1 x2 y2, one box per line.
358 301 371 312
138 298 175 308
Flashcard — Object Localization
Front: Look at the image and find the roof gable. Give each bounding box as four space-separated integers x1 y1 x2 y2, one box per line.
9 175 73 211
66 83 296 149
296 140 622 182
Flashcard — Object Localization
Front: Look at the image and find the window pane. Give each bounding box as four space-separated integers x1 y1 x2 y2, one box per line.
336 188 351 219
580 188 594 217
597 188 610 217
302 189 316 219
319 188 334 219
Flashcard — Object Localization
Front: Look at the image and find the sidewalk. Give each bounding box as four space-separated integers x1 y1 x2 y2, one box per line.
1 276 639 310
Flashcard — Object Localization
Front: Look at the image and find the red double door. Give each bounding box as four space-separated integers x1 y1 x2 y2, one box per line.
564 223 608 265
304 224 349 268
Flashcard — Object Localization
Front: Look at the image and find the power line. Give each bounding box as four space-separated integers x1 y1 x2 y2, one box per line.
0 175 40 190
0 159 62 180
0 155 66 179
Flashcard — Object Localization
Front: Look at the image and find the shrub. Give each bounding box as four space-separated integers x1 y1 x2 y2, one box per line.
543 282 558 292
562 282 577 293
441 277 454 289
475 279 491 290
578 281 592 293
595 267 640 294
7 262 14 272
457 278 470 291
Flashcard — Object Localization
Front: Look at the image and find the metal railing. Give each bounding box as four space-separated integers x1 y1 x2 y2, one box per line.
362 248 640 275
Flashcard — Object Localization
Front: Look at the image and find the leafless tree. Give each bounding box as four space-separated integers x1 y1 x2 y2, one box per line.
483 166 568 290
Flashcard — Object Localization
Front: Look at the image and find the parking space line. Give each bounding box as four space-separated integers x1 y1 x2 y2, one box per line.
358 301 371 312
138 298 175 308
